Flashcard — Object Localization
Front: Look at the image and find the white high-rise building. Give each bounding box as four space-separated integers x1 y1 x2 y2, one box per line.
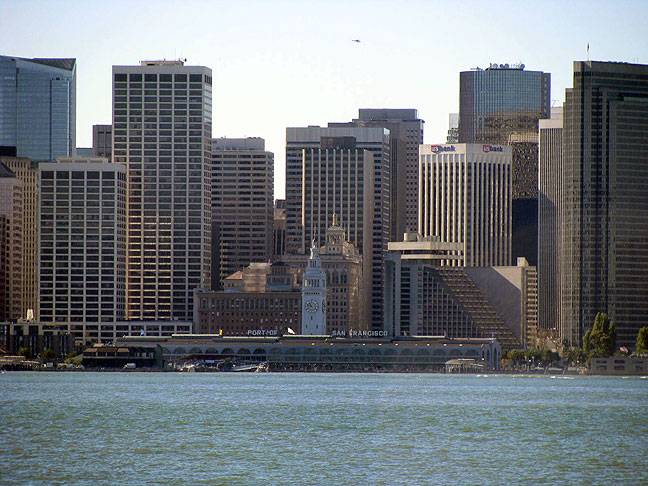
418 143 512 266
112 60 212 321
301 241 326 335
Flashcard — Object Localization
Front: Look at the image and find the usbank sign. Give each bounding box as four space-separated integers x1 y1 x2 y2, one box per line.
430 145 456 154
482 144 504 153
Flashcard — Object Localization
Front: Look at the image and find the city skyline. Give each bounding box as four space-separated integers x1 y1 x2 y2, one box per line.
2 0 648 197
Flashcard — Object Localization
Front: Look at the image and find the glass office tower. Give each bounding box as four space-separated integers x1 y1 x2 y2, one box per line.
459 64 550 145
0 55 76 160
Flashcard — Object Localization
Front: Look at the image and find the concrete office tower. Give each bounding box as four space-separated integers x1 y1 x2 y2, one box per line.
211 137 273 289
0 157 38 321
92 124 112 160
418 143 512 267
561 61 648 348
113 60 212 320
0 164 21 321
0 56 76 160
538 108 563 333
459 63 550 145
273 199 287 259
285 126 386 330
446 113 459 143
38 159 126 342
383 234 525 351
331 108 424 238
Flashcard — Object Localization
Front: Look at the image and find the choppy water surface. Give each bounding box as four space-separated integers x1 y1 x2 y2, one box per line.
1 373 647 485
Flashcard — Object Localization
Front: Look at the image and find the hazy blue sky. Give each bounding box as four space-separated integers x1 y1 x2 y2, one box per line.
2 0 647 197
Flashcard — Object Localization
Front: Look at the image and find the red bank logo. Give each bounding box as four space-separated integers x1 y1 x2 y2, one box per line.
430 145 456 154
482 144 504 153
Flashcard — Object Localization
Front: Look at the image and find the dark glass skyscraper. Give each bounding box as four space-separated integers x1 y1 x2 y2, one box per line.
0 55 76 160
459 64 550 145
561 61 648 348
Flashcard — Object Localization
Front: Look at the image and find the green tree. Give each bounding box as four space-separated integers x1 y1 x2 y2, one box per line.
636 327 648 355
583 313 616 358
506 349 525 365
17 346 31 359
40 348 57 362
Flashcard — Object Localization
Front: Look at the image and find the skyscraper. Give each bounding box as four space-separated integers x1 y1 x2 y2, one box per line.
0 163 21 321
459 63 550 145
211 137 274 289
418 143 512 267
38 158 126 342
0 55 76 160
112 60 212 320
285 126 387 330
538 108 563 333
0 157 38 321
330 108 424 238
92 124 112 160
561 61 648 348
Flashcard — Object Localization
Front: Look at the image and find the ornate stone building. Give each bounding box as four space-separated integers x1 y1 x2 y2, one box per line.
282 217 366 335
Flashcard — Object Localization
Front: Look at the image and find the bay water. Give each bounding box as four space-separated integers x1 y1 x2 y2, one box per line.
1 372 647 485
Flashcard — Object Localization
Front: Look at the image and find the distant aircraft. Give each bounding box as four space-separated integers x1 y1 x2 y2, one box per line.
352 39 361 43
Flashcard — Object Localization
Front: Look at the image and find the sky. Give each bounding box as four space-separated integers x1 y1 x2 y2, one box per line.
1 0 647 198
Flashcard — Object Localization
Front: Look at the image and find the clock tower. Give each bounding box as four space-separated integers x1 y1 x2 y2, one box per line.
301 239 327 334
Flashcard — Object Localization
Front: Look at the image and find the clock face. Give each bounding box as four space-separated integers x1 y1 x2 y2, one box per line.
305 300 319 313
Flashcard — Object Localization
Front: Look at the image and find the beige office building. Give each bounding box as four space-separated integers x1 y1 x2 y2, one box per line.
0 157 38 321
211 137 273 289
418 143 512 267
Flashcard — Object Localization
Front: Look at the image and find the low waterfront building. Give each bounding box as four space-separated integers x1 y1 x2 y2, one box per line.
82 344 159 368
0 320 192 352
589 357 647 376
116 333 503 371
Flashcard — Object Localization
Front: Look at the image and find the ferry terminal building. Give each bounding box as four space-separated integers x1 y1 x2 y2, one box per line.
114 333 502 371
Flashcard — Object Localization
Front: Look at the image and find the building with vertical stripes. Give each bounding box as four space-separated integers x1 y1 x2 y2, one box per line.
418 143 512 267
211 137 274 289
38 158 126 342
112 60 212 321
538 108 563 334
561 61 648 348
285 126 388 330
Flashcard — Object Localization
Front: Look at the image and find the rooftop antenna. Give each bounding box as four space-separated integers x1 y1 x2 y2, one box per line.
587 42 590 62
